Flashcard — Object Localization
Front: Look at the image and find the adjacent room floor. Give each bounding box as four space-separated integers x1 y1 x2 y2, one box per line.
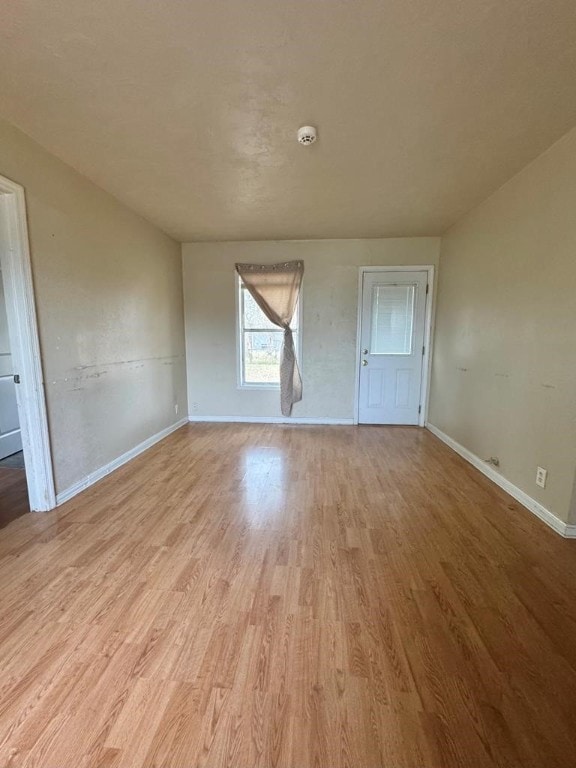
0 424 575 767
0 455 28 528
0 451 25 470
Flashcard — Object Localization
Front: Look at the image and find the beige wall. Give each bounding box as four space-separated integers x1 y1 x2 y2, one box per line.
0 118 187 495
429 126 576 524
183 238 439 421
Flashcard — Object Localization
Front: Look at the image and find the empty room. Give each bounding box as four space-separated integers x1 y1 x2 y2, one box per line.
0 1 575 766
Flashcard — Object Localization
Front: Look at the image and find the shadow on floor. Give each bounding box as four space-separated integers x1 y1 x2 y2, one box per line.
0 459 29 527
0 451 25 470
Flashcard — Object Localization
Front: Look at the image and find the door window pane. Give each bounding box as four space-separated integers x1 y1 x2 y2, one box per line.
370 284 415 355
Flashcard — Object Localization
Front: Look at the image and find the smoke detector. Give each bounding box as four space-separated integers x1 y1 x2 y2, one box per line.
297 126 317 146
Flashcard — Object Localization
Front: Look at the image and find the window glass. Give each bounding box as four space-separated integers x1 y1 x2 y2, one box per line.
243 331 283 385
242 290 278 330
370 284 415 355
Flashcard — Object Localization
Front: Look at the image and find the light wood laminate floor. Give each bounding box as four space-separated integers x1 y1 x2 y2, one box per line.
1 424 576 767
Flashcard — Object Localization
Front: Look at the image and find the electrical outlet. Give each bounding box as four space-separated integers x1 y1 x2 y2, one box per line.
174 403 179 415
536 467 547 488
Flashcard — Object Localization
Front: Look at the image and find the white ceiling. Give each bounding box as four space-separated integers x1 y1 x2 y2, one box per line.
1 0 576 242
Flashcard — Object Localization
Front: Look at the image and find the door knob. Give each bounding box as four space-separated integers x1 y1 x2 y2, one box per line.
362 360 368 366
363 349 368 354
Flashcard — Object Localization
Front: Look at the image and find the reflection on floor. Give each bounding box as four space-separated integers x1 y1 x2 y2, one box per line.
0 458 29 528
0 450 25 469
0 424 576 766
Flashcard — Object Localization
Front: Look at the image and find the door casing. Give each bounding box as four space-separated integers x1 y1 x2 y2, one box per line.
354 265 435 427
0 174 55 510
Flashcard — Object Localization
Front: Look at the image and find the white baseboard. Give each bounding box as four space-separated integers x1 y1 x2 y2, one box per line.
426 423 575 539
188 415 355 425
0 429 23 460
56 418 188 506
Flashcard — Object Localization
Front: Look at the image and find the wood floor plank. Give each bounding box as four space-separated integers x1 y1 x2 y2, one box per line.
1 423 576 767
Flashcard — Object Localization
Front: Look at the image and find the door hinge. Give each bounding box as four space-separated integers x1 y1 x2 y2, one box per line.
14 374 20 384
422 345 425 356
426 283 429 294
418 405 421 414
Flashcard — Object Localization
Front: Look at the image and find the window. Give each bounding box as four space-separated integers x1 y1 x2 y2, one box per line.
237 277 300 388
370 283 415 355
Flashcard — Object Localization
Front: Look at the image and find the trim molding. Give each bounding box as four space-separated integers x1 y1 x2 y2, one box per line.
56 419 188 506
189 415 354 425
426 423 576 539
0 174 56 511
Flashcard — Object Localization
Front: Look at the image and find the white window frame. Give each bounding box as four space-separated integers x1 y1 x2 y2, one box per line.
236 274 302 390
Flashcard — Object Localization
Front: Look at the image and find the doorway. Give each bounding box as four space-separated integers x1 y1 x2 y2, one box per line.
0 267 23 460
0 266 27 527
0 174 55 512
355 266 434 426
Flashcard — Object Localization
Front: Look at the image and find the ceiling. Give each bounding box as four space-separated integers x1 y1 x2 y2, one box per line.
1 0 576 242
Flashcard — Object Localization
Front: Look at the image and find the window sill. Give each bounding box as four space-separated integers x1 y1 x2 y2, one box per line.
237 383 280 391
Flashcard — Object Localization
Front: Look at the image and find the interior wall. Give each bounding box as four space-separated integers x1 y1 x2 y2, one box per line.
429 126 576 524
0 118 187 495
183 238 440 421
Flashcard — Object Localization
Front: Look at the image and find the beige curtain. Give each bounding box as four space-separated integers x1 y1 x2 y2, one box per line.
236 260 304 417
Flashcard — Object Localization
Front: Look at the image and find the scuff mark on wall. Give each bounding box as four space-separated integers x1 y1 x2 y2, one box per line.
49 355 185 386
73 354 182 371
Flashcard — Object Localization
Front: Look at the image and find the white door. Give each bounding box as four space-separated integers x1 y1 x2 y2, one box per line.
0 272 22 460
358 270 428 425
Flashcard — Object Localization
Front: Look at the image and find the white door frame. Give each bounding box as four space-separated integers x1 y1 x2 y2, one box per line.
0 174 56 511
354 265 435 427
